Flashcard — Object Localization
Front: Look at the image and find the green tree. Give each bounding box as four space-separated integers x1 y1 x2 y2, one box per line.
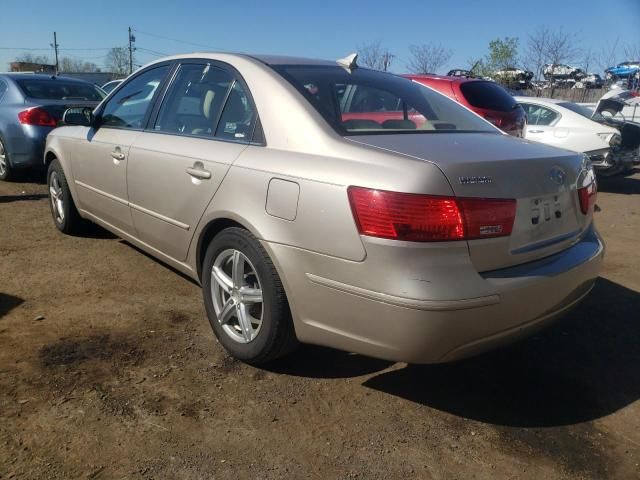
486 37 520 71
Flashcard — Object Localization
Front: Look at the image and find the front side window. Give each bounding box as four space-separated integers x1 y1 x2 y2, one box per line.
0 80 7 102
271 65 495 135
15 79 104 101
214 81 257 141
101 65 169 129
154 63 233 137
521 103 559 126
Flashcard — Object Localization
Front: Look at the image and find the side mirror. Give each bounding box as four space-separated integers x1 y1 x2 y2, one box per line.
62 107 94 127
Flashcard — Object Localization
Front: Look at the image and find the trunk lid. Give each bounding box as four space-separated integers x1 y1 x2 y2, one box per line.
348 132 594 271
25 98 99 126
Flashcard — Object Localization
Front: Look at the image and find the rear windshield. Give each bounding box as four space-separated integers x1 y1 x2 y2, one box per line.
460 81 518 112
558 102 594 119
271 65 496 135
16 79 105 101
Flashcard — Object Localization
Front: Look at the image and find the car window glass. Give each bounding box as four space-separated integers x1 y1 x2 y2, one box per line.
154 63 233 137
459 82 517 112
521 103 558 126
272 65 495 135
15 79 104 101
101 65 169 129
0 80 7 102
214 81 257 142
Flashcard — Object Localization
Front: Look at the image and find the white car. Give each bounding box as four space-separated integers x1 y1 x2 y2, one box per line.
516 97 622 174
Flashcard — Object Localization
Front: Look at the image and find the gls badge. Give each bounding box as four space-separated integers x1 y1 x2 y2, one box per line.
458 176 493 185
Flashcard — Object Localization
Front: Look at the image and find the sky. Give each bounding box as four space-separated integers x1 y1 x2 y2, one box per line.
1 0 639 75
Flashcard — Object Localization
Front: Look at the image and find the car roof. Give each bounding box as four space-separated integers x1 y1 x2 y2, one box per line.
403 73 484 84
514 96 568 105
0 73 94 84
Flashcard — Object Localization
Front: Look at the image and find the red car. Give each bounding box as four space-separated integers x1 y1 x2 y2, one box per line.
403 74 527 137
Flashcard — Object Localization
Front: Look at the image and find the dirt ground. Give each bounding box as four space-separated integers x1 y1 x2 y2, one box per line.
1 171 639 480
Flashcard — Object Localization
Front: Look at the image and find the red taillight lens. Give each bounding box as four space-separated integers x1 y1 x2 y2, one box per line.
578 181 597 214
18 107 57 127
348 187 464 241
459 198 517 239
347 187 516 242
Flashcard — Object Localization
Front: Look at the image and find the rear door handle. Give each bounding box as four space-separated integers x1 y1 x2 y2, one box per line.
186 162 211 180
528 129 544 134
111 151 125 160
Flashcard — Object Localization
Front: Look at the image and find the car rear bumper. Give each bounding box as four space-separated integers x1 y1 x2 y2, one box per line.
266 224 604 363
4 125 52 168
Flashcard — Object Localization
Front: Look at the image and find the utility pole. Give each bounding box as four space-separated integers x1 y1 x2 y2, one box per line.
51 32 60 75
128 27 136 75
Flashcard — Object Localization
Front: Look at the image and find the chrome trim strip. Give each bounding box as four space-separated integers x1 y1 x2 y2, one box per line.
305 273 500 311
511 229 581 255
75 180 128 206
130 202 190 230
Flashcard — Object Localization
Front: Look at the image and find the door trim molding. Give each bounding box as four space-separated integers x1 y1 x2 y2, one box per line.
75 180 128 206
130 202 190 230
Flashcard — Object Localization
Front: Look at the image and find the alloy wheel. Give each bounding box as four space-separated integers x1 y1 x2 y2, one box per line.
0 141 7 178
210 249 264 343
49 171 65 224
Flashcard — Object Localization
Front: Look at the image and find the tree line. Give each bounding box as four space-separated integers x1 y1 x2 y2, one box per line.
12 47 132 75
358 28 640 78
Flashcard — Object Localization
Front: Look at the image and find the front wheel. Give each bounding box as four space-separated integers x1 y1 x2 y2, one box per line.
47 159 82 234
202 227 298 364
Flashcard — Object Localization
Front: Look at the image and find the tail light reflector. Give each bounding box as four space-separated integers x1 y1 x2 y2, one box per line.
348 186 516 242
578 181 597 214
18 107 57 127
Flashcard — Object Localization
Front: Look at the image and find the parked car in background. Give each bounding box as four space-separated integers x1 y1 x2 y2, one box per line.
543 63 584 80
45 53 602 365
605 61 640 81
517 96 640 175
101 79 123 94
492 67 533 89
577 73 604 89
0 74 105 180
405 74 527 136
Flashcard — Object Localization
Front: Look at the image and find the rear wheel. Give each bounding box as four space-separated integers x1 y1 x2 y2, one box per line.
202 227 298 364
0 138 12 181
47 159 82 234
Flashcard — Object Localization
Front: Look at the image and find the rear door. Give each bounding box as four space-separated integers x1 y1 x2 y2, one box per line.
521 102 564 145
126 61 258 262
72 64 171 234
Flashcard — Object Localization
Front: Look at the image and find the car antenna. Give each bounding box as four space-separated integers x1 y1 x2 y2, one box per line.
337 53 358 73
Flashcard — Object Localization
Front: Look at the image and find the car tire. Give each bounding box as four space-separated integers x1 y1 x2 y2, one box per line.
47 159 82 234
0 138 12 181
202 227 298 364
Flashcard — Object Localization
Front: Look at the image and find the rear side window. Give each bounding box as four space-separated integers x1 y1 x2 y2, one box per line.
214 81 257 142
521 103 559 126
154 63 234 137
16 79 104 101
460 81 517 112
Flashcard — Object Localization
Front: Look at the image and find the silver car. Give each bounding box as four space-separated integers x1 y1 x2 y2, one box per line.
44 53 603 365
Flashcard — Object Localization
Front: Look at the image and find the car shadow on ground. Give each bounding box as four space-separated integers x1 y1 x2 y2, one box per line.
0 193 48 203
362 277 640 428
597 171 640 194
0 293 24 320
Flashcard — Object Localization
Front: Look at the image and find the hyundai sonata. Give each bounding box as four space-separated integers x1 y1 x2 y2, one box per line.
44 53 603 364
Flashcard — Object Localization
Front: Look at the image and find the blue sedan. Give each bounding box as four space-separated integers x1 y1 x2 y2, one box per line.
605 61 640 81
0 74 104 180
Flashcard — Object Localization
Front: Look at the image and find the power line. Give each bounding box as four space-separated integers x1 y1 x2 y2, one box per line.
132 28 215 50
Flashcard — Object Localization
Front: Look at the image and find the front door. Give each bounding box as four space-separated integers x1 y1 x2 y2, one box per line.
72 64 171 234
127 62 258 261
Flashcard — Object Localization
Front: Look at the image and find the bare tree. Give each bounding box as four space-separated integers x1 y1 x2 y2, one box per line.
105 47 130 75
357 41 394 71
623 43 640 60
14 52 51 65
59 57 99 73
524 26 550 80
407 42 453 74
597 38 621 74
545 28 581 69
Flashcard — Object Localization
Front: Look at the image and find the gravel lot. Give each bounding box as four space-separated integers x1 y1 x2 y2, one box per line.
1 171 639 480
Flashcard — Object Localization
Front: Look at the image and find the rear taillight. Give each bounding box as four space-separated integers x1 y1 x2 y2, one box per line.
18 107 57 127
458 198 516 239
578 181 597 215
347 186 516 242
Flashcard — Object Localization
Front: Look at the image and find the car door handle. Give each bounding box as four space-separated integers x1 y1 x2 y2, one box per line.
186 163 211 180
528 130 544 134
111 151 126 160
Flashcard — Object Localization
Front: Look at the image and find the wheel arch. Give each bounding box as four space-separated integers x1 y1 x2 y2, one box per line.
195 217 252 281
